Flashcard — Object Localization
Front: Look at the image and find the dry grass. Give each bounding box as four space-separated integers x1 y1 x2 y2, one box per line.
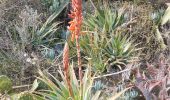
0 0 56 87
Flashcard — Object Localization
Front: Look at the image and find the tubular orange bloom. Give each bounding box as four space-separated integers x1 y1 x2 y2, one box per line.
63 42 69 73
68 0 83 96
68 0 83 41
63 42 73 97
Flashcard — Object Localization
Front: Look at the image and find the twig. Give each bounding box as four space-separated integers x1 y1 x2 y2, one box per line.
94 66 138 79
12 84 32 89
89 0 97 10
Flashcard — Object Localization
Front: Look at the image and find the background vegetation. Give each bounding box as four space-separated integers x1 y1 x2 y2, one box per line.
0 0 169 100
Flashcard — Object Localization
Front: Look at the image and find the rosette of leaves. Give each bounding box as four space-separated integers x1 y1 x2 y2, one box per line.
81 4 128 73
34 5 69 59
104 33 139 71
79 31 139 73
14 5 68 60
83 5 125 34
32 63 101 100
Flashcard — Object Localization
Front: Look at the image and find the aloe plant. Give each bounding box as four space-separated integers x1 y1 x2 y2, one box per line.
79 4 137 73
32 3 70 58
83 5 125 34
32 63 101 100
78 32 139 73
104 33 139 71
41 0 69 13
13 4 68 60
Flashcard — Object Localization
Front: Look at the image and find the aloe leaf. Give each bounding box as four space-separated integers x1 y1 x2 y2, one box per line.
108 87 132 100
91 91 101 100
161 3 170 25
156 26 166 50
39 0 69 33
30 79 39 92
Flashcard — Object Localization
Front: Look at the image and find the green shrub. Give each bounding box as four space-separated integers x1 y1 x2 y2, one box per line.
0 75 12 94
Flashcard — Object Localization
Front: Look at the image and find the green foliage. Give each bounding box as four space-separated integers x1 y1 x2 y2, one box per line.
79 31 138 73
151 9 164 25
33 63 101 100
11 79 44 100
32 4 69 59
18 93 34 100
79 32 106 72
11 92 44 100
0 1 169 100
14 5 68 59
104 33 138 70
14 3 68 48
33 7 66 47
124 89 138 100
93 80 104 93
41 47 55 60
83 5 125 33
0 75 12 94
79 4 138 73
108 87 132 100
41 0 69 13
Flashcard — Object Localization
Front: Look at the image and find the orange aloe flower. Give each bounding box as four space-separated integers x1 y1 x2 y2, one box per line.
63 42 73 97
68 0 83 41
68 0 83 96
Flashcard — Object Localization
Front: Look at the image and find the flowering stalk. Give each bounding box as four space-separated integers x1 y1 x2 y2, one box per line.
63 42 73 97
68 0 83 96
